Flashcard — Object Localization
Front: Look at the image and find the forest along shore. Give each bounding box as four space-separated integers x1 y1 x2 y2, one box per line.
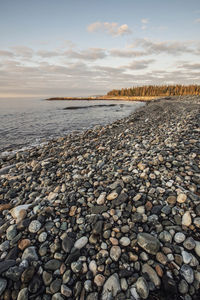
0 96 200 300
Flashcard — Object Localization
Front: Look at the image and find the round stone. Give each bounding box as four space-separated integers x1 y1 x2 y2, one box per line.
94 274 105 287
183 237 195 250
174 232 186 244
38 232 47 243
107 192 118 200
119 237 130 246
110 246 121 261
97 193 106 205
74 236 88 249
136 277 149 299
182 212 192 227
177 193 187 203
0 278 7 296
137 233 160 255
28 220 42 233
180 264 194 284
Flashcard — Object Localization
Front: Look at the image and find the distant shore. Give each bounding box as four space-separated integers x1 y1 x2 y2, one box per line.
46 96 162 102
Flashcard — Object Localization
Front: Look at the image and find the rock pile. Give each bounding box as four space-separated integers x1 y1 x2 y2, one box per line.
0 96 200 299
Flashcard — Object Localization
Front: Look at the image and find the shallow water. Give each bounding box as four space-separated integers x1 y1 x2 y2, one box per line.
0 97 144 152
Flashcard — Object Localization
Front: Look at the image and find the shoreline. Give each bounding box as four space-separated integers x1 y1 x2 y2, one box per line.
0 96 200 299
46 96 163 102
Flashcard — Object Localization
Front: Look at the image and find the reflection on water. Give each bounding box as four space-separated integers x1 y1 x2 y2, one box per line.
0 98 144 152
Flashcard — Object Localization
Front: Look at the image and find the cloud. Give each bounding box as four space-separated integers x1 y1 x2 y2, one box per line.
11 46 34 58
122 59 155 70
87 22 131 36
194 18 200 23
65 48 107 60
37 50 61 58
178 62 200 70
141 19 149 24
141 18 149 30
0 50 14 57
110 49 146 58
130 38 194 55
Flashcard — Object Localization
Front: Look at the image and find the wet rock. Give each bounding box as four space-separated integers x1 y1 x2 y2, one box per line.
182 212 192 227
180 264 194 284
137 233 160 255
102 273 121 299
119 237 130 247
62 236 74 253
136 277 149 299
110 246 121 261
44 259 61 270
17 288 28 300
0 260 16 275
22 246 38 262
0 278 7 296
28 220 42 233
74 236 88 249
142 264 161 287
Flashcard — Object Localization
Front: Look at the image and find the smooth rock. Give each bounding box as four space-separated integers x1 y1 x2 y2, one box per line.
28 220 42 233
97 193 106 205
44 259 61 271
110 246 121 261
182 212 192 227
74 236 88 249
10 205 31 222
180 264 194 284
142 263 161 287
0 260 16 275
137 233 160 255
183 237 195 250
62 236 74 253
136 277 149 299
0 278 7 296
194 217 200 228
101 273 121 299
94 274 105 287
22 246 38 262
107 192 118 201
174 232 186 244
119 237 130 246
17 288 28 300
61 284 72 297
177 193 187 203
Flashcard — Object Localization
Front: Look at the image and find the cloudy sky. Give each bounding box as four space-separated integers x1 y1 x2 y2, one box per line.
0 0 200 98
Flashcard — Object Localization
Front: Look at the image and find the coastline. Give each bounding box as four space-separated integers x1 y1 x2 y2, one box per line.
0 96 200 299
46 96 163 102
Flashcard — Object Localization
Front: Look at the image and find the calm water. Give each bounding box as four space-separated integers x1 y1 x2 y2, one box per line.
0 98 144 153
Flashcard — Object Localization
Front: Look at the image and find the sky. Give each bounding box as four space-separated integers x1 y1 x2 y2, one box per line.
0 0 200 98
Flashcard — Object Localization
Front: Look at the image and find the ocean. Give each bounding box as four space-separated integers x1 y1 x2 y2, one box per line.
0 97 144 154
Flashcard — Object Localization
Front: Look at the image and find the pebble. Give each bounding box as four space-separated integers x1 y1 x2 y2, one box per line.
177 193 187 203
142 263 161 287
136 277 149 299
0 278 7 296
28 220 42 233
94 274 105 287
182 212 192 227
102 273 121 299
74 236 88 249
110 246 121 261
174 232 186 244
180 264 194 284
137 233 160 255
119 237 130 246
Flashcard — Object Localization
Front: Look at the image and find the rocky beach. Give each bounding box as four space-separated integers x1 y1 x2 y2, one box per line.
0 96 200 300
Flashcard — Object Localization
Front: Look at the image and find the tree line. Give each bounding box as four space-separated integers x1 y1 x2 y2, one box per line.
107 85 200 97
